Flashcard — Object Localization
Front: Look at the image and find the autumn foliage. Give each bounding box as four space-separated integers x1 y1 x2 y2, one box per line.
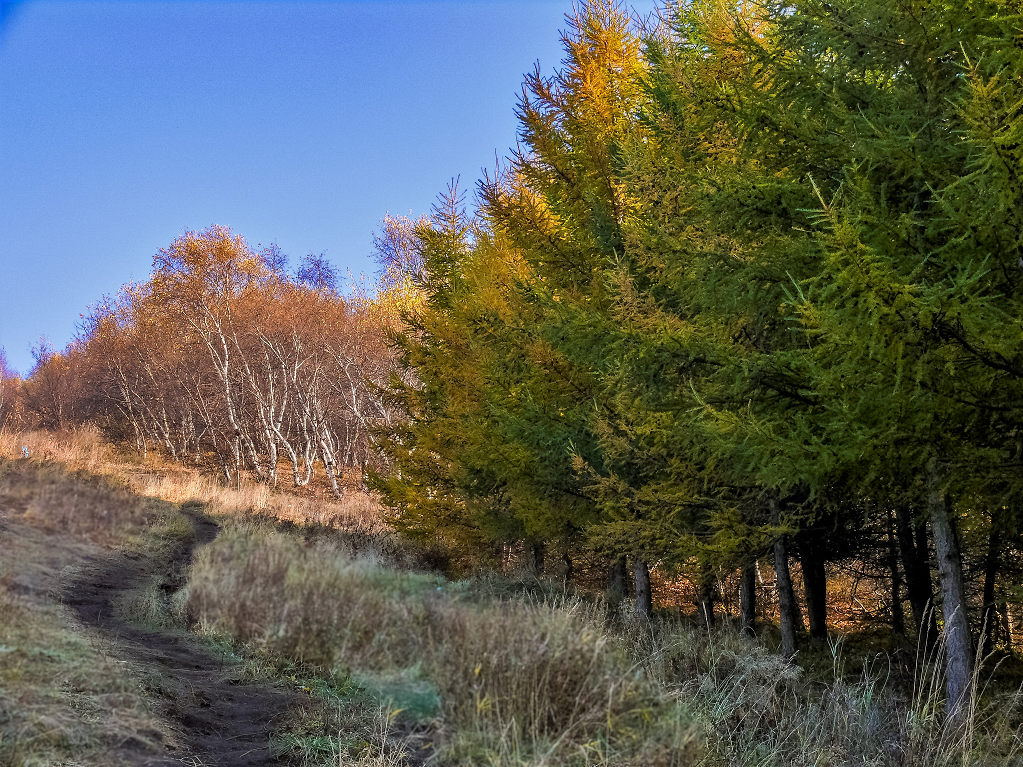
17 225 413 496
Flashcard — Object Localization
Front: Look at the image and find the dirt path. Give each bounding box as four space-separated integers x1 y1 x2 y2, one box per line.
66 511 300 766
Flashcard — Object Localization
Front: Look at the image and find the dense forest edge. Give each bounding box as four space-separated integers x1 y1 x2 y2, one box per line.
3 0 1023 764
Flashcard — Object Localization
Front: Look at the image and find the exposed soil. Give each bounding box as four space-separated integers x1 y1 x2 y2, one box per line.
66 511 301 766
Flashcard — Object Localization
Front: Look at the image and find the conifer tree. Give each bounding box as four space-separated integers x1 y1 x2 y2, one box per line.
579 0 833 651
726 0 1023 717
478 0 653 598
379 2 651 585
375 0 1023 688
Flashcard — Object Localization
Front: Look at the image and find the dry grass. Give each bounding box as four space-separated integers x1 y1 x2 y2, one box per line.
184 523 698 766
0 425 386 531
0 583 169 767
0 427 425 766
2 427 1021 767
0 427 108 474
183 520 1023 767
0 458 184 766
129 467 384 530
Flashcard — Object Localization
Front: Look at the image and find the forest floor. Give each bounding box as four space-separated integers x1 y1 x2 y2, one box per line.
1 428 1021 767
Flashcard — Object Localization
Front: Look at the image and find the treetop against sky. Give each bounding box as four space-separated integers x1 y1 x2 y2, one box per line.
0 0 656 375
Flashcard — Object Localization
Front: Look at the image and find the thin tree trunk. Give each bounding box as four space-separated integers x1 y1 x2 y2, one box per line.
772 495 800 659
1007 603 1022 648
888 509 906 636
928 458 973 724
999 602 1011 649
774 535 799 659
326 460 342 497
562 549 574 588
798 531 828 640
981 514 1002 652
698 562 717 627
633 557 652 619
896 505 938 646
527 540 545 578
608 555 627 609
740 561 757 637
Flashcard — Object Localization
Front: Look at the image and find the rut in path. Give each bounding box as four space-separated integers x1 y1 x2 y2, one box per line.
66 509 301 767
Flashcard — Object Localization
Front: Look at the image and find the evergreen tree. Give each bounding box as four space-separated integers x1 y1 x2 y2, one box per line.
727 0 1023 718
379 1 650 585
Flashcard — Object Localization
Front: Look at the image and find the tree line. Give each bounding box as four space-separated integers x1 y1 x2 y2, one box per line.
3 222 420 495
373 0 1023 723
3 0 1021 726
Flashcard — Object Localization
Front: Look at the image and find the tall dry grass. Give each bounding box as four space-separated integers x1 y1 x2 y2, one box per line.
184 523 697 766
182 520 1023 767
186 523 1023 767
3 427 1021 766
0 426 108 473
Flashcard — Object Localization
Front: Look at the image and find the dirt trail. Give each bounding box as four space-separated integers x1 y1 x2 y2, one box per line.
66 511 300 766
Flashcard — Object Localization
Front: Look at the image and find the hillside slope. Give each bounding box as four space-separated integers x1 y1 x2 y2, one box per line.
1 430 1020 767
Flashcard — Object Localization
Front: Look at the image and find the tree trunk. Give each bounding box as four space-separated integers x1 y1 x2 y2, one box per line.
798 531 828 640
1008 603 1022 648
774 534 799 659
771 493 801 658
324 461 342 498
895 504 938 646
609 555 627 600
981 514 1002 652
740 561 757 637
999 602 1012 648
887 510 906 636
607 555 627 609
928 458 973 724
562 549 574 588
527 540 545 578
633 557 652 619
698 562 717 627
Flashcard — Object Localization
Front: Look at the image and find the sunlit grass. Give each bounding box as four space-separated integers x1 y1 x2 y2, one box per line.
0 425 386 530
0 457 184 766
2 427 1021 767
183 516 1023 767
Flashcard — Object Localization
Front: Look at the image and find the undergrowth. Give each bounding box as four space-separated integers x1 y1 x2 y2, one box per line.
183 521 1023 767
184 523 696 765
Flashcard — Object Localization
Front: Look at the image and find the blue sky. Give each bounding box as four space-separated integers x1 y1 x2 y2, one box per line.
0 0 655 375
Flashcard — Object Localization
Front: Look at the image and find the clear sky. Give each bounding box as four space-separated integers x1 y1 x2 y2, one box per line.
0 0 655 375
